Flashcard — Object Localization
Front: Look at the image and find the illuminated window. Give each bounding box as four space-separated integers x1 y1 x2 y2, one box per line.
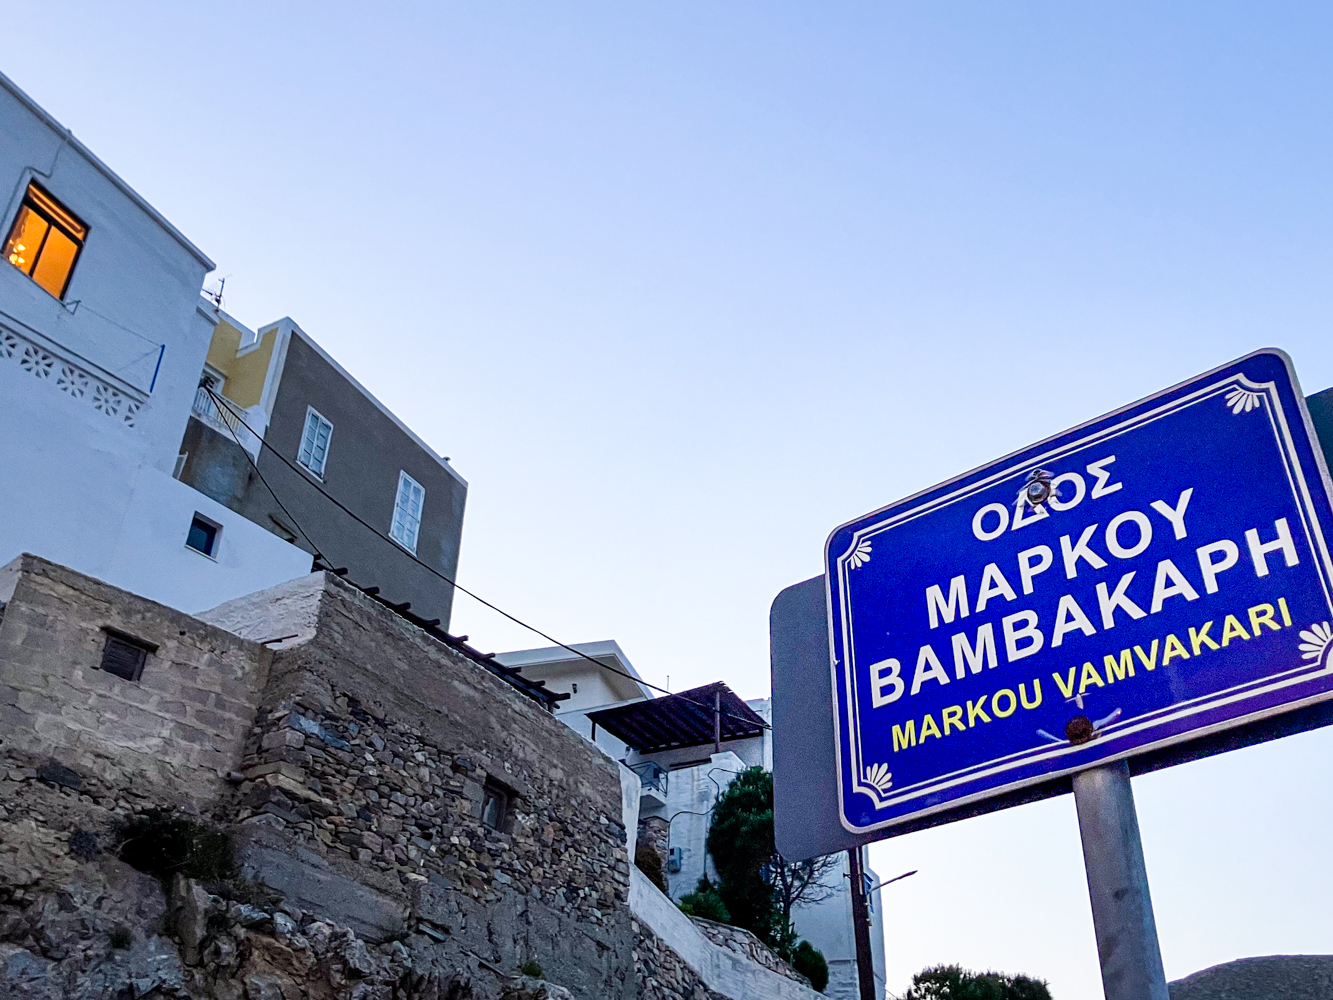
298 406 333 477
390 471 425 553
4 183 87 299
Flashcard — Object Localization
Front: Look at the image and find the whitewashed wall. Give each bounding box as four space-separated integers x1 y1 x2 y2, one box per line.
0 71 311 613
630 867 824 1000
789 853 888 1000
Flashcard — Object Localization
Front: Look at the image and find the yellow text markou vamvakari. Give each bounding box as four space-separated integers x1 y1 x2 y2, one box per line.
888 597 1293 754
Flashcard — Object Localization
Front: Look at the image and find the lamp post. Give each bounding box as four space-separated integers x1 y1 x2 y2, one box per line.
868 869 917 894
848 852 918 1000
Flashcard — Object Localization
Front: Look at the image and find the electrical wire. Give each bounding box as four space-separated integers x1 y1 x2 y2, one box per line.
199 393 326 563
201 384 771 732
64 299 163 347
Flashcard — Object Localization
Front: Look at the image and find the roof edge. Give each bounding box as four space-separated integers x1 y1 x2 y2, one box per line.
494 640 653 700
261 318 466 487
0 70 215 272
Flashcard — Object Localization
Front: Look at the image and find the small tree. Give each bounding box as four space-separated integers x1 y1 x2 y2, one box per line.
706 767 779 940
903 964 1051 1000
769 849 840 949
705 767 840 962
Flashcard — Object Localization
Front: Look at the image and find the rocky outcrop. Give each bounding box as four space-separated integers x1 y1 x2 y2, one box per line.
1169 954 1333 1000
0 836 537 1000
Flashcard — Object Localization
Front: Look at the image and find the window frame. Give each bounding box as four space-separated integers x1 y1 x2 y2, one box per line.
185 512 222 559
480 782 509 832
389 470 425 554
297 406 334 479
98 628 156 683
4 181 88 300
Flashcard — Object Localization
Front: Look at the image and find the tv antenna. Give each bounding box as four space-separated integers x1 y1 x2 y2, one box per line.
204 275 229 308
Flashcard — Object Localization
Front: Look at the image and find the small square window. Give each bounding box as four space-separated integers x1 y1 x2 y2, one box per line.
99 630 155 682
389 471 425 553
298 406 334 477
4 182 88 299
481 783 508 831
186 514 220 557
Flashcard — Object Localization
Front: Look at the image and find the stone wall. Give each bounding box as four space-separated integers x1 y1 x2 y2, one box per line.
0 558 810 1000
0 554 269 811
631 914 813 999
628 868 825 1000
210 571 635 998
634 916 728 1000
637 816 669 880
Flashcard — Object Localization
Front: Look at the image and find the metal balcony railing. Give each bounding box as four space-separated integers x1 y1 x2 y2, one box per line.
192 384 241 436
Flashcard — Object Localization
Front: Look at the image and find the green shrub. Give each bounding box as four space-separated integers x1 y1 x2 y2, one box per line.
634 843 667 893
520 960 544 979
116 811 234 885
904 964 1051 1000
109 925 133 950
677 877 730 923
792 940 829 992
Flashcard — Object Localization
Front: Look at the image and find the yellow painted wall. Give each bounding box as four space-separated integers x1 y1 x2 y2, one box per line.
204 318 278 410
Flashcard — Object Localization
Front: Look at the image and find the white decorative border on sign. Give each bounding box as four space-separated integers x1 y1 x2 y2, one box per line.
828 360 1333 832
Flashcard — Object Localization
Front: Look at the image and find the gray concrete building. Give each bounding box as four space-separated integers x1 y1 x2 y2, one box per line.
177 308 467 628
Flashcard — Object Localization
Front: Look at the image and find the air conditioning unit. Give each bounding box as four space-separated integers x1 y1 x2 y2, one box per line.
667 847 683 873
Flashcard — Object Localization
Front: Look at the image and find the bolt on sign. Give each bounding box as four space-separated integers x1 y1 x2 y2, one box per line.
825 350 1333 835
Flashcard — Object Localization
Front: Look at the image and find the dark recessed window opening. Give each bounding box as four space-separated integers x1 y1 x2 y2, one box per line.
4 182 88 299
99 630 155 682
481 783 509 831
186 514 219 557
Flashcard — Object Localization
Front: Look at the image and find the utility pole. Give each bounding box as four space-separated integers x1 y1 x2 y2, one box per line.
847 847 878 1000
713 690 721 754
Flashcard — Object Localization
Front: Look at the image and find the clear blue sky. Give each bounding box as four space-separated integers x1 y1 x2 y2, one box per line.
9 3 1333 996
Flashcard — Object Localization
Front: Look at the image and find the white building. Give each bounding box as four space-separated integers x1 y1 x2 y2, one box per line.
0 70 311 613
494 644 888 998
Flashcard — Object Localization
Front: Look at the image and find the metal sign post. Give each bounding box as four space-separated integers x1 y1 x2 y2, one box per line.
1072 761 1169 1000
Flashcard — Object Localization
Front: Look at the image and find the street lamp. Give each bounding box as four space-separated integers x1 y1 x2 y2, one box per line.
867 869 918 893
846 862 920 1000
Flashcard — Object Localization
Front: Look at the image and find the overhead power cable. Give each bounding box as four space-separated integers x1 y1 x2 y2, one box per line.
199 385 560 707
201 385 770 733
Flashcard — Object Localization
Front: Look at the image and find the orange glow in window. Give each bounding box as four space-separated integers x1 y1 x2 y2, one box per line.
4 183 87 299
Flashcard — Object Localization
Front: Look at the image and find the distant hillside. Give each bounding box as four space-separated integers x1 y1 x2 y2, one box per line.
1169 955 1333 1000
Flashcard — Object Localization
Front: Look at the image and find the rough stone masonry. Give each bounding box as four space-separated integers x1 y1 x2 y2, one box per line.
0 555 657 999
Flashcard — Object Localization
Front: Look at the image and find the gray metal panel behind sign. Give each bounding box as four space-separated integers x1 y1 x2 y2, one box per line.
771 575 860 862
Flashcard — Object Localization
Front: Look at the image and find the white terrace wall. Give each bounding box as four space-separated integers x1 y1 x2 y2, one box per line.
630 867 824 1000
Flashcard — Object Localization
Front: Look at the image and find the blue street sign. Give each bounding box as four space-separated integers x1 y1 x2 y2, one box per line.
825 350 1333 834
